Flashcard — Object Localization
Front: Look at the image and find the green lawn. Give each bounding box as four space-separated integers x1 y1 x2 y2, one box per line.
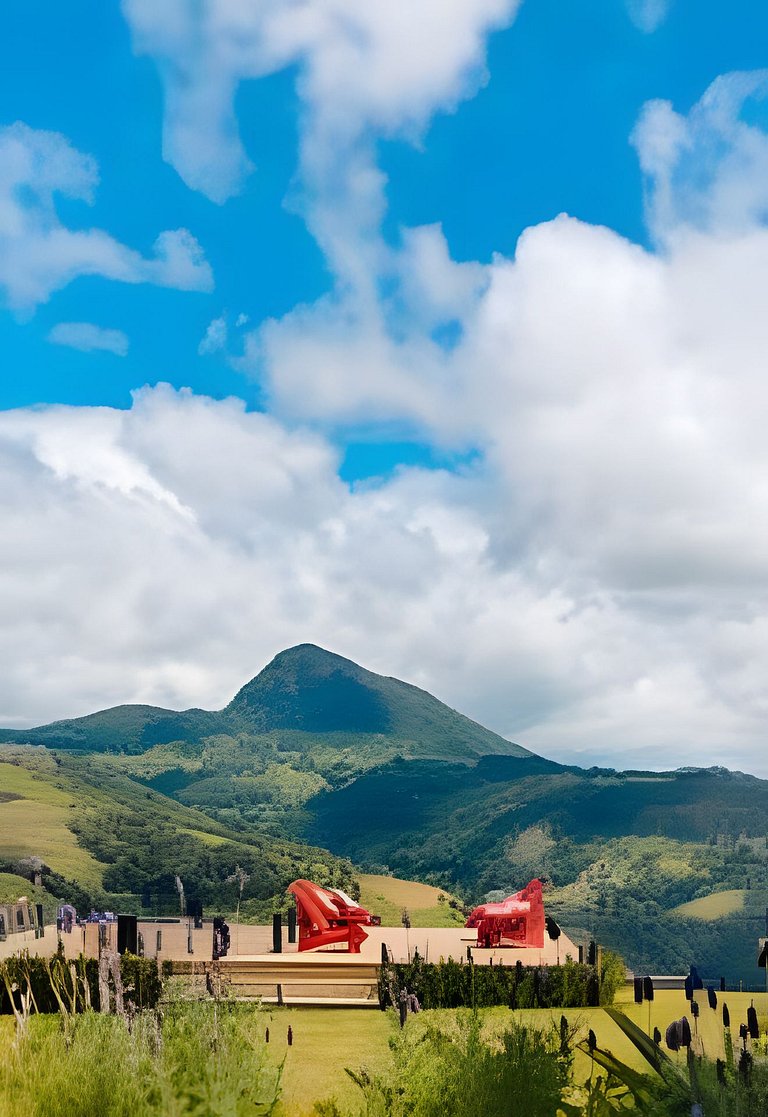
260 988 768 1115
262 1007 394 1116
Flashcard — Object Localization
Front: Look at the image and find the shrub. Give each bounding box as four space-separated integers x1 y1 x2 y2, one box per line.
379 955 605 1010
0 947 162 1014
348 1011 566 1117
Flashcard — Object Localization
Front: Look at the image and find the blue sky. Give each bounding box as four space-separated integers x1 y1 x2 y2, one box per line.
2 0 764 424
3 1 768 775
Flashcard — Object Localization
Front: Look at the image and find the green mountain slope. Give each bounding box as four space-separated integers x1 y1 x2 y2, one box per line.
0 644 531 763
0 745 355 918
225 644 531 759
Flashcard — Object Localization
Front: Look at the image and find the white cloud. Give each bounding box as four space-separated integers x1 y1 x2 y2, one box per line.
7 54 768 779
48 321 129 356
0 122 213 311
121 0 520 209
625 0 670 33
198 315 228 356
1 383 768 777
632 70 768 243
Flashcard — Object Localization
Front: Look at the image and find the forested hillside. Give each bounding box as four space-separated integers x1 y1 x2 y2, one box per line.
0 745 355 919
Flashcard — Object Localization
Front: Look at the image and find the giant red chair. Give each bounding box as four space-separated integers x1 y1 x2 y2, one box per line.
287 879 373 952
465 879 546 949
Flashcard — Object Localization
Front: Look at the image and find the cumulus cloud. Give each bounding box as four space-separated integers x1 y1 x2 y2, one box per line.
7 42 768 778
1 383 768 777
122 0 520 206
632 70 768 242
48 321 129 356
0 122 213 311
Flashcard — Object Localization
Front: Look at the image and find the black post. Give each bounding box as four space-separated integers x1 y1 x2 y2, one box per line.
287 905 297 944
272 913 282 953
117 914 138 955
35 903 44 939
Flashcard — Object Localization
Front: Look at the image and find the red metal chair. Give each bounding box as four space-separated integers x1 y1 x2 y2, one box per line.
287 879 373 952
465 879 545 949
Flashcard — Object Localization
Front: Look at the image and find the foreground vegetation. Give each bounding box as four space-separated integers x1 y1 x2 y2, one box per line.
333 1009 768 1117
378 953 625 1010
0 948 162 1014
0 1001 281 1117
2 993 767 1117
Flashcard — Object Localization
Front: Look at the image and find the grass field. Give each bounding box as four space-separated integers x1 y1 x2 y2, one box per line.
0 872 48 905
357 874 465 928
263 1007 393 1115
259 987 767 1114
671 889 747 920
0 763 105 888
1 990 766 1116
234 989 768 1115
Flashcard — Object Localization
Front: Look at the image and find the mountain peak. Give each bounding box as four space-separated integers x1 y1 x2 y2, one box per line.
226 644 393 734
225 644 532 759
1 643 532 762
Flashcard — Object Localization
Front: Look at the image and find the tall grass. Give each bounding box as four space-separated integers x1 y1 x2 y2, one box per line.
344 1011 568 1117
0 1001 280 1117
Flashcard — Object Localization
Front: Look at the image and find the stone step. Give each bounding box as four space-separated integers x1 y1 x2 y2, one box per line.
214 955 380 1003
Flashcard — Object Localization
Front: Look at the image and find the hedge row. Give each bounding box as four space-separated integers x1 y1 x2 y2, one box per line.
0 947 163 1014
380 955 605 1009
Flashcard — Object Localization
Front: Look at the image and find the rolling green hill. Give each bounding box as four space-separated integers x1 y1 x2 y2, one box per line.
0 745 356 919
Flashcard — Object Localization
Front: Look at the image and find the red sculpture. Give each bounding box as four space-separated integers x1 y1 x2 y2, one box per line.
287 879 373 953
465 879 545 949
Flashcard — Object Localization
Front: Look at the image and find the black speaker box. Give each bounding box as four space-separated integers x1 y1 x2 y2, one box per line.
117 914 138 955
